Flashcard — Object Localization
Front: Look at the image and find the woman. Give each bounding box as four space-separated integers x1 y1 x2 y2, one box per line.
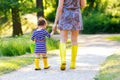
52 0 86 70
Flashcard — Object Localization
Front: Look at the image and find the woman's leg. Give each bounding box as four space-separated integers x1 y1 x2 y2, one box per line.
71 30 79 45
70 30 79 69
42 53 50 69
34 53 41 70
59 30 68 70
60 30 68 43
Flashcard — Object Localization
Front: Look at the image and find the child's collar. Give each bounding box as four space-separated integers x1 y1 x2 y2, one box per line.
36 28 43 31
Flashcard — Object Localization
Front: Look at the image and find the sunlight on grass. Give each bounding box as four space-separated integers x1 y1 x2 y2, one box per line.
0 50 57 75
95 53 120 80
0 54 34 75
0 36 31 56
106 36 120 41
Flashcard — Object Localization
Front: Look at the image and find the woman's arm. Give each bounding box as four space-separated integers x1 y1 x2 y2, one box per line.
52 0 64 31
80 0 86 8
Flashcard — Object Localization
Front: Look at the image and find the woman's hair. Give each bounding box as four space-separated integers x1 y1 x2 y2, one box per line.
37 17 47 26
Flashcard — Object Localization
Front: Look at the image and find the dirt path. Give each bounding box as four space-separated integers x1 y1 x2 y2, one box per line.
0 34 120 80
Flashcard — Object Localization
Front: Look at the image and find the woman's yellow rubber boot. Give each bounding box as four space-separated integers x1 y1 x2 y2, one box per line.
43 57 50 69
59 43 66 70
70 45 78 69
34 58 41 70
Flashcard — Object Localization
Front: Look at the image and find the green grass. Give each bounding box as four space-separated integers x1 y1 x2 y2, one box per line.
106 36 120 41
95 36 120 80
95 53 120 80
46 37 59 50
0 50 57 75
0 54 34 75
0 34 59 56
0 35 31 56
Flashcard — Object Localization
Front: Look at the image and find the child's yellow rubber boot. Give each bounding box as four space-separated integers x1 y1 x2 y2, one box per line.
70 45 78 69
43 57 50 69
59 43 66 70
34 58 41 70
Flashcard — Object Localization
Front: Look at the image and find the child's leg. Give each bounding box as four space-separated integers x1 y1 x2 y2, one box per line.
34 53 41 70
42 53 50 69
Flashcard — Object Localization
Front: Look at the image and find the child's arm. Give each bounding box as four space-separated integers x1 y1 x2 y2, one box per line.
31 31 35 41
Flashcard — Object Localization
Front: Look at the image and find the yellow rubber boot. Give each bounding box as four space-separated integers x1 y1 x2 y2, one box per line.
59 43 66 70
43 57 50 69
70 45 78 69
34 58 41 70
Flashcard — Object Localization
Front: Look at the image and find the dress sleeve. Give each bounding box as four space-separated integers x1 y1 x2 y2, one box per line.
44 30 50 38
31 31 36 41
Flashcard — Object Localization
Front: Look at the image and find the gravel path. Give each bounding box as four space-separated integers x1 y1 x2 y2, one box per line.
0 34 120 80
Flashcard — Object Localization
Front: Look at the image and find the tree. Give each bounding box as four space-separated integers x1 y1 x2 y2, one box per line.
10 0 23 36
11 7 23 36
36 0 44 19
0 0 35 36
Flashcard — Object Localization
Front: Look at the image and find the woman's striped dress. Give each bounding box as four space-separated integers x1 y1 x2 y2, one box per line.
31 29 50 53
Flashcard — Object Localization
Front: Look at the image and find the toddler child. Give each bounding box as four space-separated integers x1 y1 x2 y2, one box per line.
31 17 54 70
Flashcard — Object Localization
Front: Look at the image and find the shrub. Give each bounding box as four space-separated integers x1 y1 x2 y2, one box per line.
0 34 59 56
46 25 52 33
46 37 59 50
0 37 31 56
82 13 120 34
45 11 56 22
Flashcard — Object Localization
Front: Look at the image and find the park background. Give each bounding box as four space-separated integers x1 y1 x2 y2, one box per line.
0 0 120 80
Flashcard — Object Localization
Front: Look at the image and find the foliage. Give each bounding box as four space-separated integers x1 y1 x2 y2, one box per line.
82 0 120 34
44 0 58 22
0 0 37 36
95 53 120 80
0 35 31 56
0 0 120 34
0 34 59 56
82 13 120 34
0 0 36 18
46 37 59 50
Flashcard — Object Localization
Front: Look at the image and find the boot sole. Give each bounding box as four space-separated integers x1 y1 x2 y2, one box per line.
44 66 50 69
60 63 66 70
35 68 41 70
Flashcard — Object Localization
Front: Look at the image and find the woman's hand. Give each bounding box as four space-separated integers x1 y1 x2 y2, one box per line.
52 24 57 32
50 31 54 36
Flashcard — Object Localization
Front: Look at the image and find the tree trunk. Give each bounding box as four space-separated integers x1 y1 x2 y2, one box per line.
36 0 44 19
11 8 23 37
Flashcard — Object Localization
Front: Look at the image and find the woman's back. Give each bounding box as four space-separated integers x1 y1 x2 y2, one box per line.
64 0 80 9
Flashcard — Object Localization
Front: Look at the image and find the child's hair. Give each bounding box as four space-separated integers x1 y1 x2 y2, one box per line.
37 17 47 26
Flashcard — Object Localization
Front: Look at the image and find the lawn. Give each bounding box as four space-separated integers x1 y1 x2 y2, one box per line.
95 53 120 80
0 54 34 75
95 36 120 80
106 36 120 41
0 50 57 75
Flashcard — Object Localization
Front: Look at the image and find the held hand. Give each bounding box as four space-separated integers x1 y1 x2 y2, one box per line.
50 31 54 36
52 24 57 32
